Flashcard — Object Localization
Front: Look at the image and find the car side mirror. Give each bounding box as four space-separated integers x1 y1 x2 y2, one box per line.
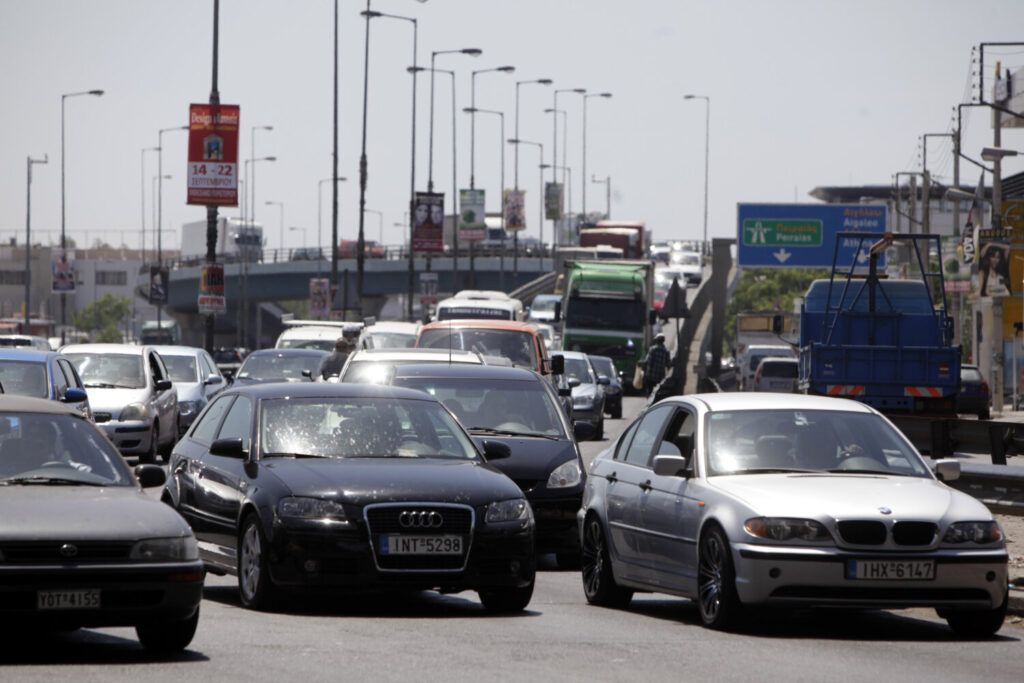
653 455 690 477
210 437 248 459
155 379 173 392
480 439 512 461
205 375 224 386
568 378 581 388
934 459 961 482
549 354 564 375
597 376 610 386
573 420 596 441
553 301 562 323
134 463 167 488
63 387 87 403
302 369 313 380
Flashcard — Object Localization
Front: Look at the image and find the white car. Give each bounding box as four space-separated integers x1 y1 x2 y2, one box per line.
752 356 799 393
580 393 1008 636
356 321 421 350
151 345 227 435
62 344 179 463
333 348 493 384
275 320 363 351
738 344 796 391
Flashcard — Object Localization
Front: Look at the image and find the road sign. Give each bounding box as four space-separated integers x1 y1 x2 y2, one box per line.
187 104 240 206
737 203 887 268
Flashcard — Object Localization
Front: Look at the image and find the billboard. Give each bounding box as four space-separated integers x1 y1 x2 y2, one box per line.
51 249 75 293
310 278 330 319
504 189 525 231
976 228 1012 297
459 189 486 242
187 103 240 206
413 192 444 252
736 203 887 268
994 67 1024 130
198 262 225 314
544 182 563 221
149 266 169 305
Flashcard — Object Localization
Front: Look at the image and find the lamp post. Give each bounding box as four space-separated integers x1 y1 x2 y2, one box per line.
248 124 273 235
157 125 189 268
684 94 710 255
140 146 159 264
592 174 611 219
60 88 103 344
470 66 514 189
318 176 347 276
464 107 505 289
265 200 285 261
365 209 384 243
241 156 275 347
25 154 48 332
508 138 543 272
580 92 611 221
544 164 573 239
544 108 568 230
553 88 585 246
514 79 553 192
289 226 307 250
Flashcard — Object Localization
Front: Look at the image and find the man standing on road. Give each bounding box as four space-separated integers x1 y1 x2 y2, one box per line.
642 333 671 396
319 337 352 380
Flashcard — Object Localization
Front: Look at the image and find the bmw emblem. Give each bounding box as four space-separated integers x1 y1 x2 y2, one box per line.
878 507 892 515
59 543 79 558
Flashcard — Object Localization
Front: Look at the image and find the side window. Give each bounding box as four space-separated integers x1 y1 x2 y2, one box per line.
614 420 641 460
622 405 673 467
658 408 696 460
191 396 234 444
58 359 83 390
217 396 252 451
148 352 164 385
202 353 219 379
51 361 69 396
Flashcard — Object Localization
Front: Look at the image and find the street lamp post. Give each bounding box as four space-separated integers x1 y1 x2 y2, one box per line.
508 138 543 276
60 88 103 344
592 175 611 219
470 66 514 189
514 79 553 193
544 164 573 239
25 154 48 332
265 200 285 260
684 94 710 255
241 156 275 347
248 124 273 237
544 108 568 229
318 177 347 276
157 125 188 268
553 88 585 247
365 209 384 243
580 92 611 221
140 147 159 264
465 107 505 289
289 226 307 250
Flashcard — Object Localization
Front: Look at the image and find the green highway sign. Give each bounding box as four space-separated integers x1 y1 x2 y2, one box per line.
741 218 822 247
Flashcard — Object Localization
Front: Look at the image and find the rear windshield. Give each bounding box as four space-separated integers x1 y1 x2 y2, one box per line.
961 367 983 382
762 361 797 378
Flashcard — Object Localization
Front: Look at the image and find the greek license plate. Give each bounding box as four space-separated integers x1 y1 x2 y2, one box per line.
381 535 462 555
37 589 100 610
846 560 935 580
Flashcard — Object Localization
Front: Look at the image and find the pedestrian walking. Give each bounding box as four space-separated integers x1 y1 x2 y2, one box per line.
642 333 671 396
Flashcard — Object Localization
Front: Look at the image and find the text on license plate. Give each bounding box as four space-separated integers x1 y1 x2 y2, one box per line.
846 560 935 580
37 589 101 610
381 535 462 555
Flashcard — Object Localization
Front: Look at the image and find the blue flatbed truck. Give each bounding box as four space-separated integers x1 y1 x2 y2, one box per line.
798 232 961 414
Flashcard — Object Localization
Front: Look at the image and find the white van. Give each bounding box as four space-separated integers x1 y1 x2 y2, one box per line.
434 294 524 322
738 343 796 391
274 320 363 351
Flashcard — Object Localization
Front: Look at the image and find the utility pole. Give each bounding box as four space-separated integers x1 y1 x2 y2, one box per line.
204 0 221 352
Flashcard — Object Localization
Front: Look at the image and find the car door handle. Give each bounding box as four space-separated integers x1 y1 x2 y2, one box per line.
606 471 618 484
640 479 652 492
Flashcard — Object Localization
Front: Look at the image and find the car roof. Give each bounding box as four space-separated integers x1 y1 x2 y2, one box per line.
0 394 83 415
391 363 542 382
420 319 540 333
61 343 149 355
347 348 482 362
363 321 421 333
219 380 436 402
757 356 798 365
0 349 59 362
150 345 208 356
680 392 875 414
247 348 330 358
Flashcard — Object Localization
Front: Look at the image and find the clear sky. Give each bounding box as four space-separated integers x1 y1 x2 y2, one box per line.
2 0 1024 255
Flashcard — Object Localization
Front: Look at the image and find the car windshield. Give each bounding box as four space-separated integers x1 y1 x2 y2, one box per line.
531 297 558 313
66 353 146 389
761 361 797 378
279 338 335 351
961 367 983 382
214 349 242 363
418 329 538 369
365 332 417 349
705 409 932 477
0 360 48 398
565 297 645 331
238 354 323 381
564 357 595 384
590 357 616 379
0 412 132 485
392 377 568 439
161 355 199 383
673 252 701 266
260 396 479 460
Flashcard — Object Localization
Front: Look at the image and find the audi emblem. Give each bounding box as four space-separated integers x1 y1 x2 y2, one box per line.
399 510 444 528
59 543 79 558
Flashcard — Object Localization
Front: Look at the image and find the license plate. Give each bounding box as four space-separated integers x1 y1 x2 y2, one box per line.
37 589 101 610
846 560 935 580
380 535 462 555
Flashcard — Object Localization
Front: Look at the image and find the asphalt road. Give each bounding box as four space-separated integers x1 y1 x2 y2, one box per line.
2 396 1022 682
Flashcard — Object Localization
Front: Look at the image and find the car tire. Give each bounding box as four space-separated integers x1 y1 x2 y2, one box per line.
158 419 175 462
697 525 743 630
941 589 1007 638
139 425 158 465
238 514 279 611
478 576 535 612
580 514 632 608
135 607 199 653
555 551 581 570
979 409 990 420
595 418 604 440
610 403 622 420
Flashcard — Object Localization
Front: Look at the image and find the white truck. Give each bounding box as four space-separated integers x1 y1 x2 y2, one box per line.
180 217 263 263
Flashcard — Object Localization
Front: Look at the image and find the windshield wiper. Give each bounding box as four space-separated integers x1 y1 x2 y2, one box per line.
263 452 329 459
730 468 818 475
83 382 118 388
467 427 560 440
0 476 104 486
826 469 907 476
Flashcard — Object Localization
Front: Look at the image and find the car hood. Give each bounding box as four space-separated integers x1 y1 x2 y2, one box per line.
261 457 522 506
469 435 580 487
81 387 153 412
0 487 192 540
708 473 990 520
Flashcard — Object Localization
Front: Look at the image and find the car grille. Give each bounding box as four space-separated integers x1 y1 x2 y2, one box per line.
92 413 112 423
364 503 473 572
0 542 133 564
836 521 938 546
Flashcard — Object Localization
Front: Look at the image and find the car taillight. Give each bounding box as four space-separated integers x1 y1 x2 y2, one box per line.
982 380 990 393
755 369 761 386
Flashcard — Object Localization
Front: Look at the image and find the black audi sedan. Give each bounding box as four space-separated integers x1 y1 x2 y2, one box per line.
389 364 593 569
163 382 535 611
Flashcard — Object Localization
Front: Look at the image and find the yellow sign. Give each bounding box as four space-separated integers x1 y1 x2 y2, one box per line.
1002 200 1024 229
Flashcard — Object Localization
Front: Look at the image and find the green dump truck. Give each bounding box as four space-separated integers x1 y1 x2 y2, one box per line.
558 260 656 390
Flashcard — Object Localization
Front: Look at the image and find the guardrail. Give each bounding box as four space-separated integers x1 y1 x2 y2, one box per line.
509 272 557 305
950 463 1024 516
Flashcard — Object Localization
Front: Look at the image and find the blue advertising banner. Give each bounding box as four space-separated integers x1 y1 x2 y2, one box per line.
737 203 887 268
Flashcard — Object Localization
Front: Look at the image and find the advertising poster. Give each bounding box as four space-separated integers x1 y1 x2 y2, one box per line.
149 265 169 305
459 189 486 242
544 182 563 221
186 103 240 206
198 262 226 314
413 192 445 252
310 278 330 319
51 249 75 293
504 189 525 231
976 229 1012 297
940 235 971 294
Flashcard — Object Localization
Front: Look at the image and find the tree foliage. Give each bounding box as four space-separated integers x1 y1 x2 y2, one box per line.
71 294 131 343
723 268 829 354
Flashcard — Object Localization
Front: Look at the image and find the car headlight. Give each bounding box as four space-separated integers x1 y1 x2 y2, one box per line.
547 459 582 488
130 535 199 562
277 496 349 523
120 402 149 421
485 498 532 523
178 400 199 417
942 521 1003 545
744 517 832 543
